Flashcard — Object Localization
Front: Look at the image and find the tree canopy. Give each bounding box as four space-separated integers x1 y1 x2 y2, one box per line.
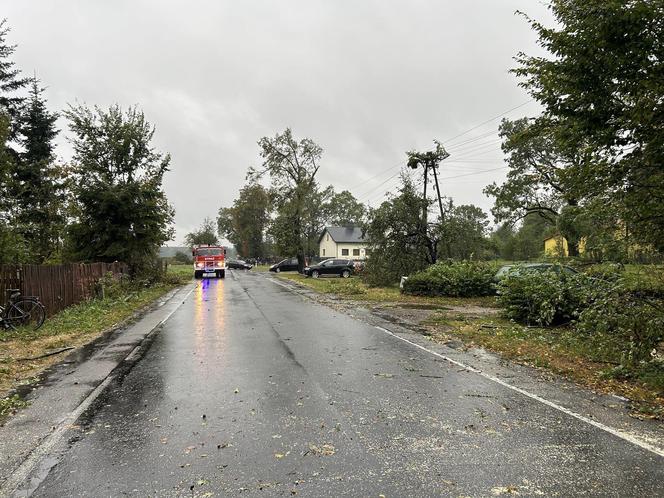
250 128 323 270
64 104 174 275
513 0 664 251
185 217 219 247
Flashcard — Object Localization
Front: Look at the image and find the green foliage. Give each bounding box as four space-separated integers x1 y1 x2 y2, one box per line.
496 269 591 326
363 174 430 286
63 104 174 276
10 79 66 262
403 261 499 297
323 190 366 226
0 19 30 134
0 394 28 419
489 214 552 261
184 217 219 247
437 201 490 260
174 250 192 264
576 286 664 372
514 0 664 251
484 118 586 257
217 182 270 259
250 128 323 270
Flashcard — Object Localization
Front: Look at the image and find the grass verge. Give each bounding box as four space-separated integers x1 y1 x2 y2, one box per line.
277 271 663 419
275 272 497 308
0 266 192 404
424 312 663 419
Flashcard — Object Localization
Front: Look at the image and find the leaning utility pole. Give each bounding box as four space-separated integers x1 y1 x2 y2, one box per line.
407 140 450 223
406 141 450 264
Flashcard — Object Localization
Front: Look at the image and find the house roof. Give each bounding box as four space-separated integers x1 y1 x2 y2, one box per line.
319 226 366 244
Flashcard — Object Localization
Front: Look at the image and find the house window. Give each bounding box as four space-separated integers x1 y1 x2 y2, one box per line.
322 249 325 256
352 248 360 256
341 249 349 256
326 235 329 241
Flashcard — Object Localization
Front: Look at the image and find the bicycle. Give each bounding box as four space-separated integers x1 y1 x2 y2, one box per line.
0 289 46 331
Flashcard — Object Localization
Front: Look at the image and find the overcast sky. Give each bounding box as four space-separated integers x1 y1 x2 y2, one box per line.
2 0 553 244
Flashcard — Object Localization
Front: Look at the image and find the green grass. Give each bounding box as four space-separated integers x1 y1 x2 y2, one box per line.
0 267 191 399
424 311 663 418
277 268 662 418
275 272 498 307
0 394 28 420
166 263 194 279
252 264 272 273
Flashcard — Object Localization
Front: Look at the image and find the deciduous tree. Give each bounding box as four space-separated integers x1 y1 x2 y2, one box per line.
250 128 322 271
484 118 587 256
363 174 430 285
63 105 174 276
514 0 664 250
185 217 219 247
217 182 270 258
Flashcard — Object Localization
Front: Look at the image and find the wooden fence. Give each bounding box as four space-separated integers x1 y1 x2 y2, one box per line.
0 262 128 317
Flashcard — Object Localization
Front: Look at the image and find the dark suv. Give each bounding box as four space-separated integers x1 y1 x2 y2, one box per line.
303 259 355 278
269 258 299 273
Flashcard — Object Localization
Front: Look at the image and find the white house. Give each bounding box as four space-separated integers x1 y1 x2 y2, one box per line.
318 226 368 260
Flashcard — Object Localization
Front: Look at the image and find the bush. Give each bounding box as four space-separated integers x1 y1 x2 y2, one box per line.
402 261 499 297
576 286 664 370
496 270 592 326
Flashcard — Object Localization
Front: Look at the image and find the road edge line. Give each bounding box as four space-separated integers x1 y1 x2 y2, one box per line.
0 284 196 498
374 324 664 459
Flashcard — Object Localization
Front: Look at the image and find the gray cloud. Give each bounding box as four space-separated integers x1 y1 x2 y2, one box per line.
3 0 552 242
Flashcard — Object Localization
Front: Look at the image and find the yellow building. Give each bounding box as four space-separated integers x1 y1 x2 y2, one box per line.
544 235 586 257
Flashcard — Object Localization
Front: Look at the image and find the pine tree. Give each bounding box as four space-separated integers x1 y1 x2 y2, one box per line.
0 19 29 138
10 78 66 262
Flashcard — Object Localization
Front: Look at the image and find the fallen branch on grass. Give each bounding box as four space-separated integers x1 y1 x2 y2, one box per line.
17 347 75 361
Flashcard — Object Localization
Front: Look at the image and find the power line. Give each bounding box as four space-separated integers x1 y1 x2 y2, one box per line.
438 166 508 181
442 99 533 145
347 162 402 191
344 100 532 201
356 170 403 201
447 129 498 150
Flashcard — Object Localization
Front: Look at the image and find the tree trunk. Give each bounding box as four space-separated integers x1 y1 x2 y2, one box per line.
567 239 580 258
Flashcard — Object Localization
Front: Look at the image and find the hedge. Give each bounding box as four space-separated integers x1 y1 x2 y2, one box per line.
402 261 499 297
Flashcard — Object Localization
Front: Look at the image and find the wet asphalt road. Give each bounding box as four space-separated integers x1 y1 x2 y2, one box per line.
31 272 663 497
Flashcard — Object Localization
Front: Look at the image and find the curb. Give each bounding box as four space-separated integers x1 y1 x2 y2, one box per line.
0 284 195 497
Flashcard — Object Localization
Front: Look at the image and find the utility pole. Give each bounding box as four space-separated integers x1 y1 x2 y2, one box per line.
407 140 450 223
407 141 450 264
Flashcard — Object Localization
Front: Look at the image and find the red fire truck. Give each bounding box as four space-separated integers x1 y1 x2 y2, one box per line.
192 245 227 279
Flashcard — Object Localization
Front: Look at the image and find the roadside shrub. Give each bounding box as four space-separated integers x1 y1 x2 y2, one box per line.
402 261 499 297
581 263 625 283
576 286 664 371
95 271 132 299
496 270 592 326
327 279 367 296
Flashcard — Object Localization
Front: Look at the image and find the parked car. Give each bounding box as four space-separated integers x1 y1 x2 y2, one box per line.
269 258 299 273
494 263 578 282
304 258 355 278
226 259 253 270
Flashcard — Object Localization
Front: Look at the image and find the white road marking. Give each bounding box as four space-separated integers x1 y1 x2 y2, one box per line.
373 324 664 458
266 275 664 457
1 284 196 498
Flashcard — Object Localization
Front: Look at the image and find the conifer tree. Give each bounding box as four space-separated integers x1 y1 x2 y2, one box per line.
0 19 29 139
11 78 66 262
